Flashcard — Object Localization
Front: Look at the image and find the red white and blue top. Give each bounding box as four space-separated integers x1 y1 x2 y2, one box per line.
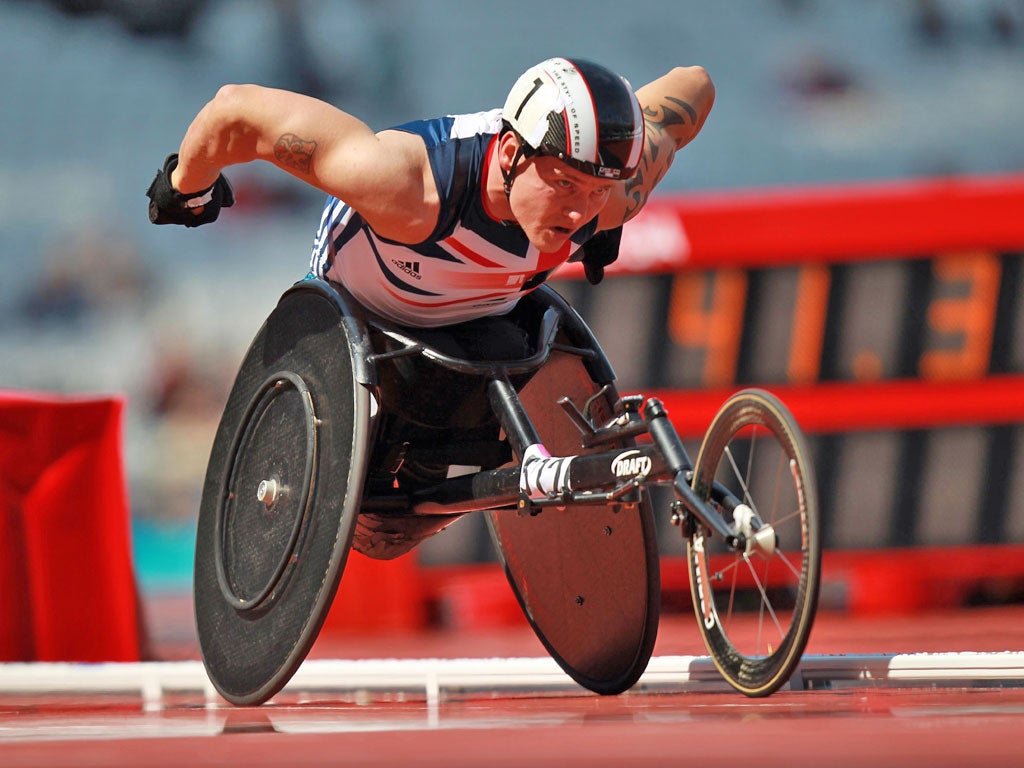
309 109 597 328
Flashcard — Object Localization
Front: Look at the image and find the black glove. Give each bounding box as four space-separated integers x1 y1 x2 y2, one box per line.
146 154 234 227
580 225 623 285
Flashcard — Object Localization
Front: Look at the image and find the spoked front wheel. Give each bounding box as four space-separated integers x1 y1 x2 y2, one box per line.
687 388 820 697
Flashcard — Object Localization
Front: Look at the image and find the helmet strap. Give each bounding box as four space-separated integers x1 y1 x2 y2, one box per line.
500 129 535 200
502 143 527 198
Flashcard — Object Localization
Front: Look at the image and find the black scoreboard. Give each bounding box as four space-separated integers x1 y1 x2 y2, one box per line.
551 176 1024 555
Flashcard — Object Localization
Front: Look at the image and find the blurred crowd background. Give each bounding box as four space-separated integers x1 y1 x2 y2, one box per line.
1 0 1022 593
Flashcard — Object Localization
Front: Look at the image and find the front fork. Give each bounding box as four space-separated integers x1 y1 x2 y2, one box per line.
648 398 777 559
490 374 750 552
644 398 747 550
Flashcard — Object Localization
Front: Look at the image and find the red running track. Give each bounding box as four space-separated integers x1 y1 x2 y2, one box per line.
2 606 1024 768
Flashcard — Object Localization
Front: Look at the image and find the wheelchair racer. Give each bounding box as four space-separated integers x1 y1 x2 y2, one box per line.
148 57 713 325
147 57 714 556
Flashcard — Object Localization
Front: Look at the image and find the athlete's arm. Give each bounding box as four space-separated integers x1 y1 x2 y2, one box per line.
170 84 438 242
597 66 715 230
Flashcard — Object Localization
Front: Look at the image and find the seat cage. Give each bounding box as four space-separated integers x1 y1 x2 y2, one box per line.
365 303 566 378
284 276 616 390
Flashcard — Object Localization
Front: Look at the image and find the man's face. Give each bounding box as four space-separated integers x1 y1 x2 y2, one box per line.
508 152 616 252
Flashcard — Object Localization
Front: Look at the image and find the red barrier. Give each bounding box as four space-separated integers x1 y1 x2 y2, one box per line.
647 374 1024 439
419 543 1024 627
316 551 427 638
660 544 1024 616
0 392 143 661
556 173 1024 279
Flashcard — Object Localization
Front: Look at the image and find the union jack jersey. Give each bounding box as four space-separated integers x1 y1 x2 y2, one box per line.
309 109 597 327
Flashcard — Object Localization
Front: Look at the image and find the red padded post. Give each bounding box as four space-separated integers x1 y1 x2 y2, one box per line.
0 392 142 661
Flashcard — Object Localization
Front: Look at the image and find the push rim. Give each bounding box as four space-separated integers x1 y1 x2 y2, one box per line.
214 371 318 611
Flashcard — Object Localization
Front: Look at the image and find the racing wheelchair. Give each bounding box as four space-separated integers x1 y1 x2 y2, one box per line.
194 276 821 705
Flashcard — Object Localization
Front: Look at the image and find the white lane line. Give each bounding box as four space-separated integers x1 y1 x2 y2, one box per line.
0 652 1022 707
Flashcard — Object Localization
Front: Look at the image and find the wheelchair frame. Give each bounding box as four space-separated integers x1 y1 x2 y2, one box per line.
196 276 821 704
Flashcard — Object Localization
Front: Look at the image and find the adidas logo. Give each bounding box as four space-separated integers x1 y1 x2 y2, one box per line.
391 260 421 279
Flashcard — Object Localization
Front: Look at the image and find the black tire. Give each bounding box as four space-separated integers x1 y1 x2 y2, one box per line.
687 389 820 697
194 284 372 706
486 350 660 695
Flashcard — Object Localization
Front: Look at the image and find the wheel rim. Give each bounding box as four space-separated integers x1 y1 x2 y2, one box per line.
689 390 820 696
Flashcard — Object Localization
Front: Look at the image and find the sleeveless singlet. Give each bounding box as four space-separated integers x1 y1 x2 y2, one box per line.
309 109 597 328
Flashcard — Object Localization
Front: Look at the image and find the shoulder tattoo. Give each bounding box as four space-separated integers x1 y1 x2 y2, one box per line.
621 97 699 218
644 97 698 149
274 133 317 173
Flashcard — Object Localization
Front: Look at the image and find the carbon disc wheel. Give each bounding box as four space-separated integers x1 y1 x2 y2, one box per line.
194 283 371 706
487 350 660 695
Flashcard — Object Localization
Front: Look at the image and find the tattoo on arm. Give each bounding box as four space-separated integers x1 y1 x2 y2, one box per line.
643 97 698 149
620 97 700 218
623 167 649 220
274 133 317 173
666 97 698 124
622 126 673 218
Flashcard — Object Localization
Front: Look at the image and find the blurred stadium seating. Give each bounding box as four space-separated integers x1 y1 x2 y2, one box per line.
1 0 1021 611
